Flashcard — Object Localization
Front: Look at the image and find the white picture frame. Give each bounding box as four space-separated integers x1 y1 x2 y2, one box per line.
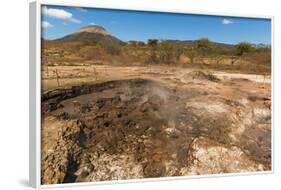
29 0 274 189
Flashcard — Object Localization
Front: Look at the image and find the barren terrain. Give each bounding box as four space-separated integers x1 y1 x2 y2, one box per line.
41 65 271 184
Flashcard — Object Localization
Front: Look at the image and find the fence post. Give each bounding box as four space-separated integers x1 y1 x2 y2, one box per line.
46 56 49 77
93 66 98 80
55 68 60 87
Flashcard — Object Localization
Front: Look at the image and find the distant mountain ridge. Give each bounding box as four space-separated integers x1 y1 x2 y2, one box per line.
165 40 235 48
51 25 237 48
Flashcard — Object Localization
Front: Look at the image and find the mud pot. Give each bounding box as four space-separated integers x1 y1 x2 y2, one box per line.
41 69 271 184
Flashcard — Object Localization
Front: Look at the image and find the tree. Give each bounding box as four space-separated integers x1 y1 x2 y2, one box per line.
159 41 173 64
137 41 145 46
196 38 211 49
195 38 212 57
147 39 158 47
147 39 159 64
236 42 252 56
159 40 182 64
128 41 138 46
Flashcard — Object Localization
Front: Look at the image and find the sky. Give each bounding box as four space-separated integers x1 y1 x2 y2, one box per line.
41 5 271 45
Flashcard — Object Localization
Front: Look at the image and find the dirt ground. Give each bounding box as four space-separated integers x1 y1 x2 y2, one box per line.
41 65 271 184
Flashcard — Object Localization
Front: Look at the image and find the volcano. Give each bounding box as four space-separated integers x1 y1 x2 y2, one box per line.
57 25 123 45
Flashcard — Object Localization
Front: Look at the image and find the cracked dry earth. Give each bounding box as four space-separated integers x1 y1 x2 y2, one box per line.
41 69 271 185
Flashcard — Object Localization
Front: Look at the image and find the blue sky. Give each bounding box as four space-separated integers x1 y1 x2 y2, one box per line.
41 5 271 45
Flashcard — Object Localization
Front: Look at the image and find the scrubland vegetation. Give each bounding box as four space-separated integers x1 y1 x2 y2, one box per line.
42 37 271 74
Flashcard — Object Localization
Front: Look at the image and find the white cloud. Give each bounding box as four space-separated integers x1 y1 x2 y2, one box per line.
42 21 53 28
76 7 87 12
42 6 71 19
42 6 81 23
69 18 81 23
89 22 96 25
222 18 233 25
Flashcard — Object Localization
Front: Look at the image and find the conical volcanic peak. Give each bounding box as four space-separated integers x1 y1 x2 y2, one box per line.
73 25 111 36
56 25 123 45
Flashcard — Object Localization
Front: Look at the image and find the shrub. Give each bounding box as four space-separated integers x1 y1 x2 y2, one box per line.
197 38 211 49
236 42 253 56
207 73 220 82
147 39 158 47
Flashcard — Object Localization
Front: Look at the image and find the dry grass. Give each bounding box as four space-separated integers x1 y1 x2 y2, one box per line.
42 40 271 75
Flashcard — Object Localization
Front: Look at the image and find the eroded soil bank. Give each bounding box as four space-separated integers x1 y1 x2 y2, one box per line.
41 67 271 184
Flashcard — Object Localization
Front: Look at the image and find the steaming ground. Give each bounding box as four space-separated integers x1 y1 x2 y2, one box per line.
41 65 271 184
